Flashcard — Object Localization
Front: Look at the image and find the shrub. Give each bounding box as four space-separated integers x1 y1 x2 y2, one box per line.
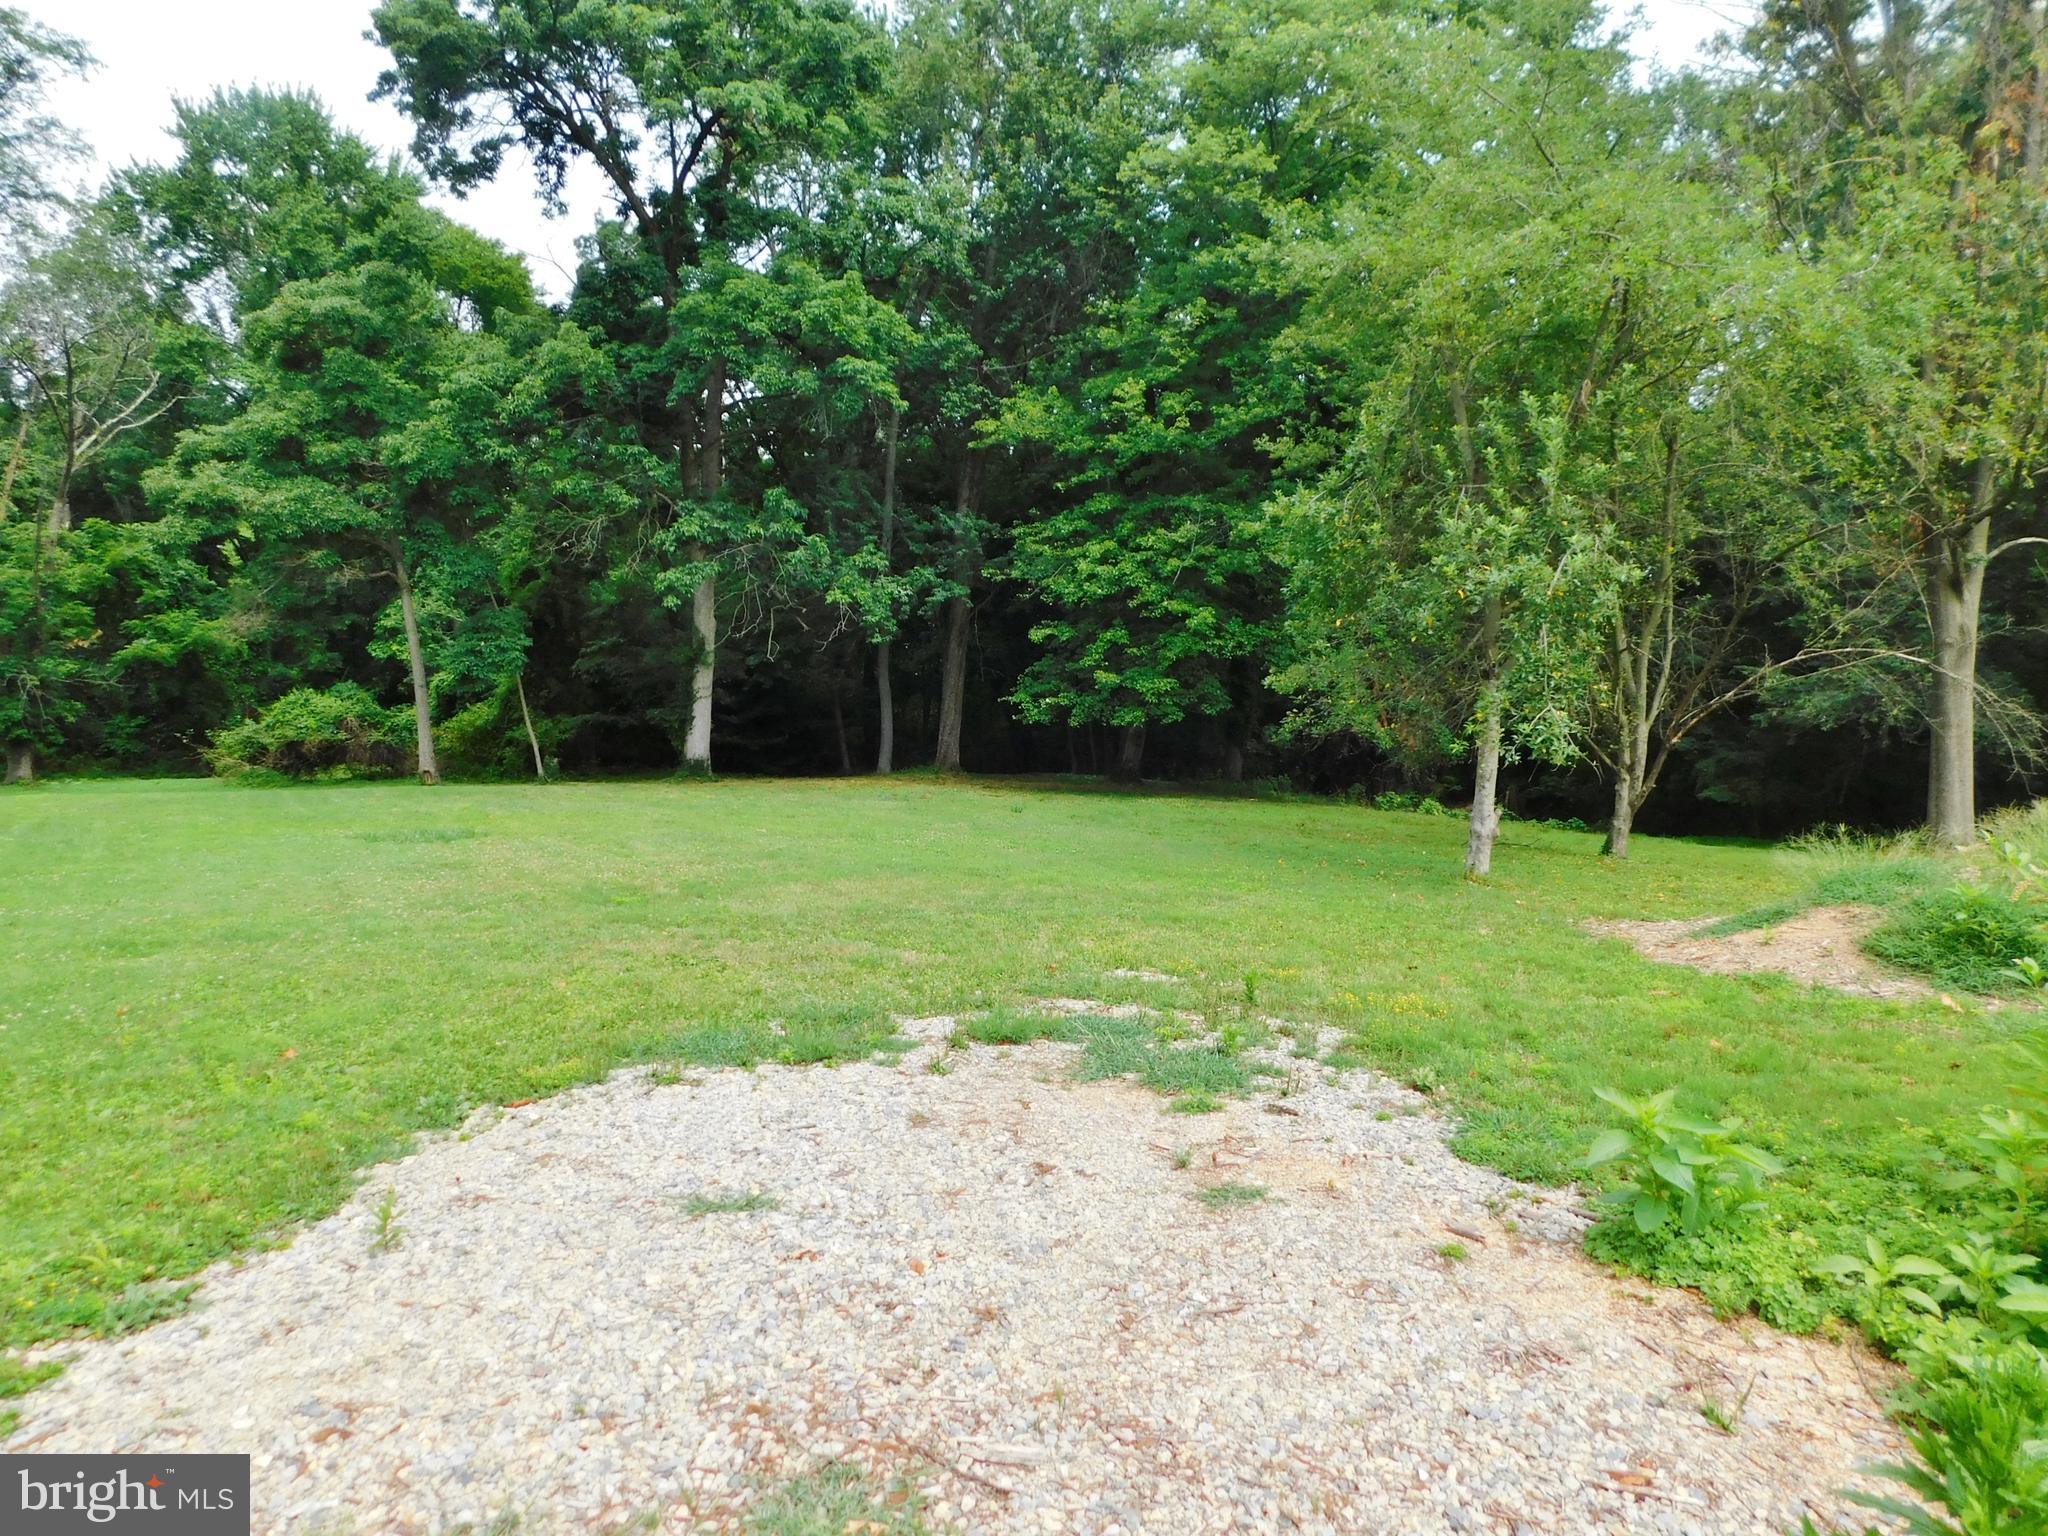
1583 1087 1785 1235
206 685 411 780
1853 1345 2048 1535
1867 887 2046 994
1372 790 1456 817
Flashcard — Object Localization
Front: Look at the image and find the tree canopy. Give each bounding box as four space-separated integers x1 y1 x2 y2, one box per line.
2 0 2043 861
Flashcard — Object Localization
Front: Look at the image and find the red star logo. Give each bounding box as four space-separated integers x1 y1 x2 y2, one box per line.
147 1476 163 1488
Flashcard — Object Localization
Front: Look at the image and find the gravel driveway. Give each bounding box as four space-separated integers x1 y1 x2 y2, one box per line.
7 1008 1901 1534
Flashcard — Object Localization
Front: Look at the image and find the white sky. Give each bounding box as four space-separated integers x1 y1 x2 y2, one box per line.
29 0 1756 302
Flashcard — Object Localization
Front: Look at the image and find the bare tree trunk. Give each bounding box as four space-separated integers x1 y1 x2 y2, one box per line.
389 538 440 786
833 691 853 775
1926 509 1990 845
0 412 27 521
1114 723 1147 781
683 358 726 775
875 403 900 775
3 744 31 784
515 673 545 781
934 595 970 772
874 642 894 773
1466 595 1504 877
684 563 716 773
46 491 69 534
1604 776 1635 860
933 458 976 772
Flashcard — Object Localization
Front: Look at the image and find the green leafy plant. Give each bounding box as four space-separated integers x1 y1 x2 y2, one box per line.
1583 1087 1785 1235
369 1188 402 1254
1816 1236 1952 1319
1849 1348 2048 1535
208 685 411 780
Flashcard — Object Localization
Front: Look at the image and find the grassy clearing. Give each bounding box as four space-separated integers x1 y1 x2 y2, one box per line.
0 775 2023 1348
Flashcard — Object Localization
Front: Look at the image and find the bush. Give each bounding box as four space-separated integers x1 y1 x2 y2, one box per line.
1867 887 2046 994
1372 790 1457 817
207 685 411 780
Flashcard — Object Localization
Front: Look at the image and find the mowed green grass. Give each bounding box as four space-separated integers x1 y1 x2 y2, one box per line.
0 776 2012 1345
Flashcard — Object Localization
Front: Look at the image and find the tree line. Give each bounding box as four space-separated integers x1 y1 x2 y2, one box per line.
3 0 2045 868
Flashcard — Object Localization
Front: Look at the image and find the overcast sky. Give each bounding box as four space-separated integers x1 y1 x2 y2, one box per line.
29 0 1757 301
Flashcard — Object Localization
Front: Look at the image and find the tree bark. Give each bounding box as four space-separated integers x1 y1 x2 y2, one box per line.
3 744 31 784
833 692 853 775
1466 594 1504 877
515 673 545 781
0 412 27 521
934 595 970 772
389 539 440 786
875 403 900 774
683 359 726 775
1113 723 1147 782
1926 509 1990 845
1604 775 1635 860
874 641 894 773
933 457 976 772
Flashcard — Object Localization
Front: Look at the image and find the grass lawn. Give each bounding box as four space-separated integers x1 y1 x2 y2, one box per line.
0 775 2016 1348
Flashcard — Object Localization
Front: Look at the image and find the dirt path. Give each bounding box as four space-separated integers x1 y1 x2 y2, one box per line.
1587 904 1930 999
8 1016 1901 1534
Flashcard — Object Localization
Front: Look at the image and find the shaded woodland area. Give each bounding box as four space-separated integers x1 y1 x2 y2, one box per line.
3 0 2046 852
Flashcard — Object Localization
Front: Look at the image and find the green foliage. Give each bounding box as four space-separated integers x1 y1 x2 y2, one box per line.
1199 1182 1267 1208
1868 889 2047 995
951 1007 1071 1047
1582 1087 1785 1236
681 1191 779 1218
206 685 409 779
741 1463 927 1536
1851 1349 2048 1536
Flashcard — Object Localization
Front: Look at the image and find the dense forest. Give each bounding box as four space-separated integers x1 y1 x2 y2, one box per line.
3 0 2046 861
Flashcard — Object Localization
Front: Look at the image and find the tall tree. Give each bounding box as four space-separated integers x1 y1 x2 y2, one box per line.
1730 0 2048 842
153 204 536 786
0 7 90 255
372 0 889 772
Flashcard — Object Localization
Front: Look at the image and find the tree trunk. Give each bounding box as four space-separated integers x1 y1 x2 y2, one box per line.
874 641 894 774
390 539 439 786
683 358 726 776
1466 594 1504 877
46 491 69 534
3 744 31 784
933 457 976 772
1114 723 1146 782
0 412 27 521
934 595 970 772
684 567 716 773
515 673 545 781
1603 775 1635 860
1926 517 1989 845
875 403 900 775
833 692 853 775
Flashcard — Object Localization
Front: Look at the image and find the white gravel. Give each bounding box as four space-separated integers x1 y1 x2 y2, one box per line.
8 1007 1903 1534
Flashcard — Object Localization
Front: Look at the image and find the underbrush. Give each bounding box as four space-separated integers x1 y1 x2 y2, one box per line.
1701 814 2048 1002
1867 888 2047 994
206 684 411 780
1706 827 1947 938
1580 824 2048 1534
